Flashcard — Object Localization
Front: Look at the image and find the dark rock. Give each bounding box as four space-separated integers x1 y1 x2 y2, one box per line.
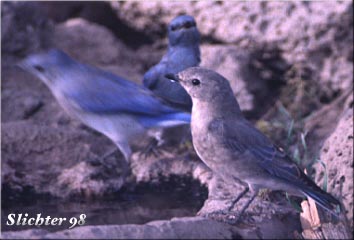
1 2 52 58
1 121 125 198
201 44 289 117
111 2 353 96
130 148 301 238
37 1 154 48
52 18 142 83
314 105 353 228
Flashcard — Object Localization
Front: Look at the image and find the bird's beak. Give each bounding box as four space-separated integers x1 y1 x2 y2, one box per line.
165 73 180 82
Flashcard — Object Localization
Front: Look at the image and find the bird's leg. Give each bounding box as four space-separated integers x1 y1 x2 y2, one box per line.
205 188 259 225
140 137 161 158
115 141 132 163
228 189 259 224
140 129 164 159
227 186 250 211
101 148 118 161
89 140 131 169
87 147 117 167
204 186 249 217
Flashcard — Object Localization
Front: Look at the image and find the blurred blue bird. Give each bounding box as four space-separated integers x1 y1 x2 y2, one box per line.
143 15 200 112
19 49 191 162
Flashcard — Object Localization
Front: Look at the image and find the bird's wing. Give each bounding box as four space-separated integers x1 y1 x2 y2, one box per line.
143 61 192 111
65 69 177 116
143 62 167 90
223 119 341 211
221 119 306 185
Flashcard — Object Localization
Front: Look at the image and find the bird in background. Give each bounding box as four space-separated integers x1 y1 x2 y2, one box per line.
18 49 191 164
141 15 200 153
166 67 341 222
143 14 200 112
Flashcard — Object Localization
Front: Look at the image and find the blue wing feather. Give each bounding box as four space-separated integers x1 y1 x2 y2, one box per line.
220 119 339 211
223 120 303 182
137 112 191 128
143 65 164 90
65 64 178 116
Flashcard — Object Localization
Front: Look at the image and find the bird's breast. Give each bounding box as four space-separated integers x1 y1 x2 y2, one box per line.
168 48 199 69
191 115 224 169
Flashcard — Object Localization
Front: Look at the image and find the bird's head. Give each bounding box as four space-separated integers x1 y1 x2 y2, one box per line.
168 15 200 47
18 48 74 87
165 67 234 102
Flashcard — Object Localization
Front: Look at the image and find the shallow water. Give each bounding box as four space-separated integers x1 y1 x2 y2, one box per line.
2 177 208 232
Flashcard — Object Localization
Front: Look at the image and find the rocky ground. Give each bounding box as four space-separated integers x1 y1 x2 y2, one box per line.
1 1 353 239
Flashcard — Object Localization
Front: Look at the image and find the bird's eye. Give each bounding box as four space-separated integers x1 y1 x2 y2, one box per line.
192 79 200 86
171 25 178 31
34 65 45 73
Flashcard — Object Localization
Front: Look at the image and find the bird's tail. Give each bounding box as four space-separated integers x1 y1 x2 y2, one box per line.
300 184 341 214
157 112 191 127
139 112 191 128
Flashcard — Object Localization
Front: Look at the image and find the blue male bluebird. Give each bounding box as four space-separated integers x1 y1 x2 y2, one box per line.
18 49 191 163
143 15 200 112
166 67 340 222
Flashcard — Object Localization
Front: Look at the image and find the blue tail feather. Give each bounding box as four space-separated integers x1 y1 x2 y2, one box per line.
138 112 191 128
301 188 341 213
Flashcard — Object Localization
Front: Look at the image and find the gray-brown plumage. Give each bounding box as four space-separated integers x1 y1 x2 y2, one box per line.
166 67 340 221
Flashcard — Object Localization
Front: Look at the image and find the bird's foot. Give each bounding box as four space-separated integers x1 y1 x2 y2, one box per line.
202 209 245 225
87 148 118 169
139 138 163 159
201 209 228 222
203 209 229 217
223 212 244 225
